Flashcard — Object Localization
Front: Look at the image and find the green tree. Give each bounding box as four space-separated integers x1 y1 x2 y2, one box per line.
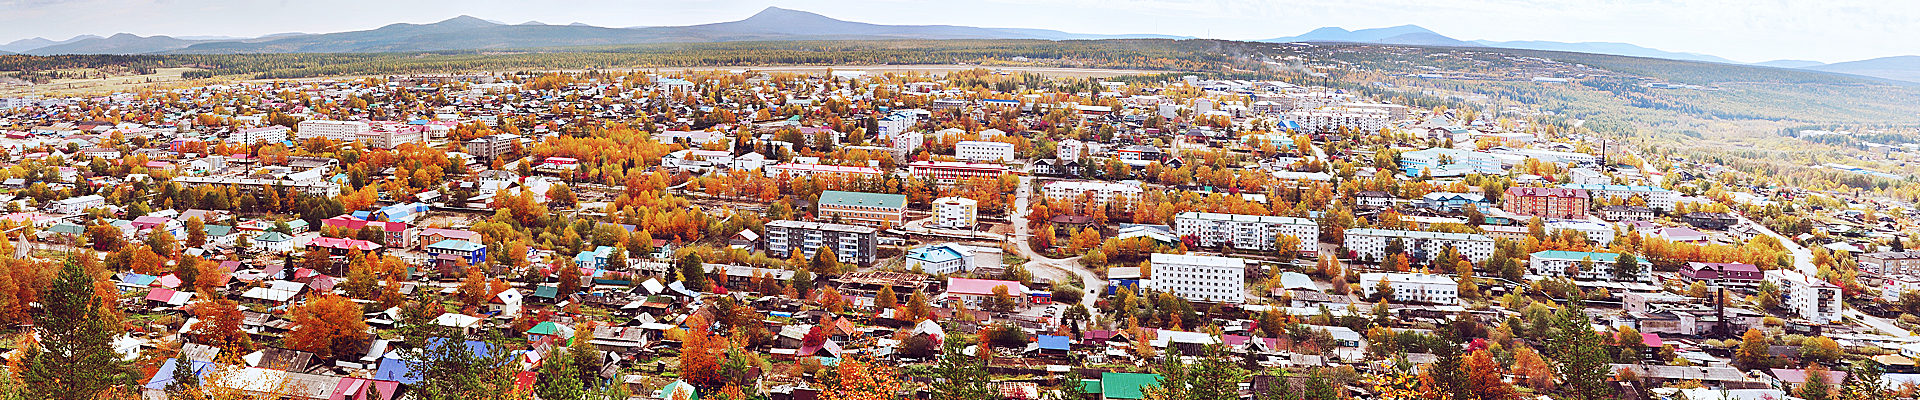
930 341 995 400
403 330 523 400
1546 297 1613 400
1145 343 1249 400
680 253 709 291
22 257 135 400
535 343 585 400
1611 253 1641 281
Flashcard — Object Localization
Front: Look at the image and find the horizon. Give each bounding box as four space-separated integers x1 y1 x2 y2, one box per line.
0 0 1911 64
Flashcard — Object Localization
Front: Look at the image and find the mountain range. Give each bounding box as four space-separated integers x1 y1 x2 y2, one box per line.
4 7 1919 84
2 7 1186 56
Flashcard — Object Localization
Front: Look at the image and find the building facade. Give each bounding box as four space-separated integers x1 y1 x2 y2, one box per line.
816 191 907 229
466 134 520 158
955 141 1016 162
1767 269 1843 324
1862 251 1920 276
1527 250 1650 282
1145 253 1247 304
1503 187 1590 219
296 120 371 141
932 197 978 230
764 220 879 266
1343 229 1495 264
908 161 1007 185
1173 212 1319 253
1042 180 1142 211
1559 184 1679 212
1358 273 1459 304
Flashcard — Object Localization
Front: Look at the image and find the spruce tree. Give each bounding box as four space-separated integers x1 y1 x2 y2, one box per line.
22 257 134 400
1547 296 1614 400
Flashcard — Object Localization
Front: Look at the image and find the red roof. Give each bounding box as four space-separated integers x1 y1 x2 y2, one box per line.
947 278 1024 296
323 216 407 232
308 237 382 251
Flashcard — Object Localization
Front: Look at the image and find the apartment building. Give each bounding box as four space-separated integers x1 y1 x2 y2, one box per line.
1559 184 1679 212
1145 253 1247 304
816 191 907 229
1766 269 1843 324
1283 109 1391 132
1527 250 1650 282
1503 187 1590 219
1173 212 1319 253
296 120 371 141
764 220 879 266
932 197 978 230
230 126 291 144
1861 251 1920 276
1042 180 1142 211
1399 147 1505 177
955 141 1016 162
908 161 1007 185
763 163 885 180
1358 273 1459 304
466 134 520 158
1344 228 1495 264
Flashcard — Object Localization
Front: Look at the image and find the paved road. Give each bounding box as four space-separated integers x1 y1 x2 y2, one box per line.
1009 174 1106 325
1739 204 1913 336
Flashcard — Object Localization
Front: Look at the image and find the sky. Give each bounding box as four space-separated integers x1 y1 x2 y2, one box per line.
0 0 1911 63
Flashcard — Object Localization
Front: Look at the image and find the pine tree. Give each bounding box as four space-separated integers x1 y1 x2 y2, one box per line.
1547 297 1613 400
22 257 134 400
930 341 994 400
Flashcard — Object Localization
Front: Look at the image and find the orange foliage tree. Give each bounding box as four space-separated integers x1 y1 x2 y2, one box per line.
285 294 369 359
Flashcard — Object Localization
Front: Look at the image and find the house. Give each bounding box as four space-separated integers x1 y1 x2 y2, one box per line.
426 239 488 268
1681 262 1763 286
1528 250 1650 282
1416 192 1488 212
943 278 1030 309
48 194 106 214
417 228 482 251
1354 191 1395 208
251 232 297 253
1679 212 1739 230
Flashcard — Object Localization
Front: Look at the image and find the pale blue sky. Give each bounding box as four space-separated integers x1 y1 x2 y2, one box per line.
0 0 1908 63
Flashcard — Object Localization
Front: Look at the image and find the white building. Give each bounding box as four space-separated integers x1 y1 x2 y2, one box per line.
1041 180 1142 209
1174 212 1318 252
1544 219 1616 246
904 243 1002 275
876 111 918 141
230 126 291 144
932 197 978 230
1283 109 1391 133
955 141 1016 162
1767 269 1843 324
296 120 371 141
1527 250 1651 282
1145 253 1246 304
1057 139 1087 163
1343 229 1495 264
1559 184 1679 212
1358 273 1459 304
48 194 106 214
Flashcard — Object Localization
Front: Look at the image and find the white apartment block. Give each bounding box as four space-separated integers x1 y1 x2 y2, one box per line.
1174 212 1318 252
1358 273 1460 304
296 120 371 141
365 126 427 149
932 197 978 230
1283 109 1391 133
1343 229 1495 264
955 141 1016 162
1042 180 1142 209
1145 253 1246 304
1767 269 1843 324
1526 251 1651 282
230 126 291 144
1558 184 1679 212
1057 139 1087 163
1544 219 1616 246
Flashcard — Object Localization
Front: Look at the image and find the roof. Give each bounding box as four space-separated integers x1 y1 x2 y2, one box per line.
1531 250 1629 263
1100 372 1162 400
946 278 1026 296
817 190 907 209
904 245 965 264
427 239 485 252
1037 335 1071 350
1770 368 1847 385
1149 253 1247 269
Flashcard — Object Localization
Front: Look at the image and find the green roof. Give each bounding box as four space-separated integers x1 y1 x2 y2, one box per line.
532 285 559 299
817 190 906 209
1530 250 1626 263
204 225 233 237
1080 379 1104 395
1101 372 1161 400
528 321 560 335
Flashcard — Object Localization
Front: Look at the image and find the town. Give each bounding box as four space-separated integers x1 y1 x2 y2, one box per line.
0 66 1912 400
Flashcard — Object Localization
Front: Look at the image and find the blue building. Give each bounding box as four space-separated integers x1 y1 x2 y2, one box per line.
575 246 616 270
426 239 487 267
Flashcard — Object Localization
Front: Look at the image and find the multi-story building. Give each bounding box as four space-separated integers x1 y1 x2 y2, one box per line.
1283 109 1391 132
1057 139 1087 163
1358 273 1459 304
1173 212 1319 253
955 141 1016 162
932 197 978 230
296 120 372 141
1767 269 1843 324
1598 205 1655 221
875 110 918 139
230 126 291 144
1145 253 1246 304
764 163 885 180
1861 251 1920 276
1042 180 1142 212
1544 219 1616 246
764 220 879 266
1344 229 1495 264
908 161 1007 185
1559 184 1679 212
425 239 488 267
364 124 427 149
48 194 106 214
1528 250 1650 282
1680 262 1763 286
466 134 520 158
1503 187 1590 219
1398 147 1505 177
816 191 907 229
320 216 412 248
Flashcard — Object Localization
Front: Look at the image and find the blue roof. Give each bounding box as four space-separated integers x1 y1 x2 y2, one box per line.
145 358 214 390
1037 335 1071 350
1531 250 1627 263
375 357 419 384
904 245 964 264
427 239 485 252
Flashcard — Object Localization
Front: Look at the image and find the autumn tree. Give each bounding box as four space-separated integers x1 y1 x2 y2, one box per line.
1801 335 1843 365
1512 344 1554 392
21 257 134 400
557 264 582 297
189 298 252 351
988 285 1017 312
875 285 898 309
904 290 931 322
459 267 489 308
286 294 371 360
1464 349 1516 400
680 317 723 390
185 217 207 247
1737 328 1772 369
819 357 902 400
811 246 841 275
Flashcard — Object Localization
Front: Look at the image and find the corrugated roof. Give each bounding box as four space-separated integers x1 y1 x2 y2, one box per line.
817 190 906 209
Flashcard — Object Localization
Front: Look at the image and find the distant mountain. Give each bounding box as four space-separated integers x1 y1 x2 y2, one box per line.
1375 32 1482 47
161 7 1183 54
1754 60 1826 68
1800 56 1920 84
1472 40 1741 64
0 35 100 53
1262 25 1446 43
25 33 203 55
